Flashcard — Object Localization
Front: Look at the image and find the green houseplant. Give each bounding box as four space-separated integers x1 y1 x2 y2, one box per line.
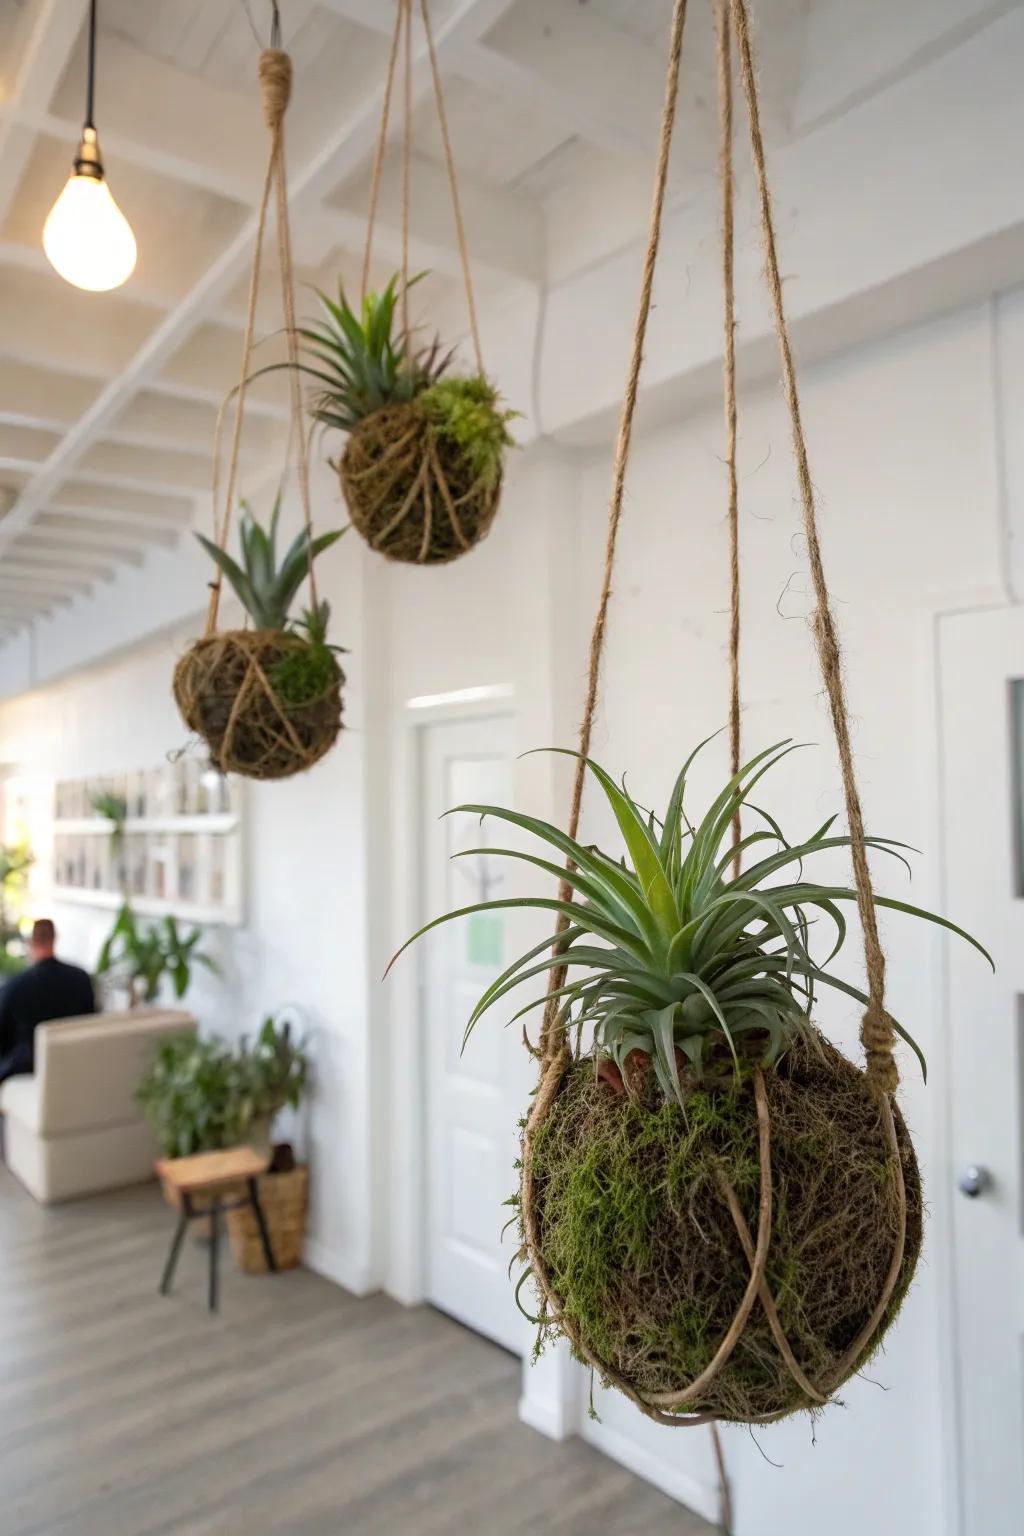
137 1015 307 1160
139 1016 310 1272
299 276 516 565
173 494 345 780
393 739 991 1422
96 901 217 1007
0 842 33 976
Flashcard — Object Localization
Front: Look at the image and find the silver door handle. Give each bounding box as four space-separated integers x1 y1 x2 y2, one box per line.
957 1165 991 1199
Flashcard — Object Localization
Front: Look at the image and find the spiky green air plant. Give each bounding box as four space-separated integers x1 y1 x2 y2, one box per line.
195 494 342 632
299 275 451 432
392 738 991 1100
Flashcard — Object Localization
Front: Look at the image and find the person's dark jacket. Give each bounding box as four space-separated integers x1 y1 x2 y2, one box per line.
0 958 96 1083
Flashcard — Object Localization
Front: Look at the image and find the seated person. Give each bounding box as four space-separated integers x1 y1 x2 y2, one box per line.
0 919 95 1084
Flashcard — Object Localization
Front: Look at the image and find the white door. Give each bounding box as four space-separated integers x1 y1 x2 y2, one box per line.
940 607 1024 1536
419 713 525 1354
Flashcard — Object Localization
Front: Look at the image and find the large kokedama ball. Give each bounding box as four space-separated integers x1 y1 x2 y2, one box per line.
340 401 502 565
527 1035 922 1423
173 629 343 781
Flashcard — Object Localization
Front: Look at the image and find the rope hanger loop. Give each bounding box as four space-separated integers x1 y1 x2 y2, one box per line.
206 19 317 635
360 0 485 374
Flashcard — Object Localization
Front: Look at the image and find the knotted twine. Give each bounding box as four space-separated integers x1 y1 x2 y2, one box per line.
517 0 908 1451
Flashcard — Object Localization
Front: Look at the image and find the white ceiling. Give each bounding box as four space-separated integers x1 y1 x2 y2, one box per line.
0 0 985 639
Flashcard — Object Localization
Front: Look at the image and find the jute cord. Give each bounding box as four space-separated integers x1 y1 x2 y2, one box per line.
205 47 318 635
360 0 485 373
519 0 909 1452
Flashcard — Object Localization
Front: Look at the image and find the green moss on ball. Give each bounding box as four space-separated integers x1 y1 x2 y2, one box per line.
270 641 342 709
528 1035 922 1422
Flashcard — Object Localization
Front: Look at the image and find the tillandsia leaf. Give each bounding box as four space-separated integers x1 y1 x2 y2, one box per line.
196 502 343 631
393 740 992 1094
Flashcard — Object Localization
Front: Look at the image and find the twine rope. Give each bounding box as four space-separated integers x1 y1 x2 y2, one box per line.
717 0 742 874
401 0 413 346
206 48 317 632
360 0 485 374
520 0 908 1448
537 0 691 1063
361 0 405 305
728 0 895 1093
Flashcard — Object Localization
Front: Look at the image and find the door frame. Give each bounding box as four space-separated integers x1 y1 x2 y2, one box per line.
935 603 1024 1536
385 685 516 1312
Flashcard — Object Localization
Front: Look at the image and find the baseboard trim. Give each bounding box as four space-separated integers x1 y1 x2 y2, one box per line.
581 1419 720 1525
303 1238 376 1297
518 1391 575 1442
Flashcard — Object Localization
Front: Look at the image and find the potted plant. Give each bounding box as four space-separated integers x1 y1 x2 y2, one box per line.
393 739 991 1422
138 1016 310 1271
173 494 344 780
299 276 516 564
95 901 217 1008
0 842 33 977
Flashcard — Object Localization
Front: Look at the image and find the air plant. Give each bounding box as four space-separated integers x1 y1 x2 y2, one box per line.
194 493 342 632
392 738 991 1101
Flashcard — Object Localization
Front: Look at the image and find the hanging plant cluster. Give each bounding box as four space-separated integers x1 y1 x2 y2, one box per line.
174 499 344 780
302 275 516 564
395 742 986 1421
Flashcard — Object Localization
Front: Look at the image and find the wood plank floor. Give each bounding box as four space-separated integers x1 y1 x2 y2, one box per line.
0 1169 717 1535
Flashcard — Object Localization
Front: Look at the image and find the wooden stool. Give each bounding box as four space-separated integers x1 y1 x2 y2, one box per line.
156 1147 277 1312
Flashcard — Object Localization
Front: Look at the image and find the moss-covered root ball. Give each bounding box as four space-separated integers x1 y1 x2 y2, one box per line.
340 401 503 565
173 629 343 781
529 1036 922 1423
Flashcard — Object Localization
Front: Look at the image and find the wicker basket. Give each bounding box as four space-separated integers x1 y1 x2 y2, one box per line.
227 1164 309 1273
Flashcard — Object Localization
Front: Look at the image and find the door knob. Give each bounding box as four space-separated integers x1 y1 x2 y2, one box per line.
957 1165 991 1199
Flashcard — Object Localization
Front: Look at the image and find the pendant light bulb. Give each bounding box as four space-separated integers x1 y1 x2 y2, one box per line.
43 130 137 292
42 0 137 292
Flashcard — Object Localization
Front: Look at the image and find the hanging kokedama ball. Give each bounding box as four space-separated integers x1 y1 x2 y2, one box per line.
394 740 991 1426
302 276 516 565
174 628 343 782
175 498 345 782
529 1036 921 1422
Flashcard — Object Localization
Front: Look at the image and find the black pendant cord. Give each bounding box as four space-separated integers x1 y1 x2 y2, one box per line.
85 0 97 131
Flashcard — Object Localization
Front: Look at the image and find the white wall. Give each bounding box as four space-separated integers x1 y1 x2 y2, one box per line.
2 301 1021 1536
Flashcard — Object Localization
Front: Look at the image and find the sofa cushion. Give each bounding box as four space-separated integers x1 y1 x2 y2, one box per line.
0 1072 41 1132
35 1008 195 1136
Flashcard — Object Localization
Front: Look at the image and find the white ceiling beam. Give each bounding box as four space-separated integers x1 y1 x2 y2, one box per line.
0 0 90 229
320 0 661 161
39 508 180 544
9 105 261 209
0 0 521 562
0 240 179 314
24 530 143 567
325 151 541 286
1 554 114 583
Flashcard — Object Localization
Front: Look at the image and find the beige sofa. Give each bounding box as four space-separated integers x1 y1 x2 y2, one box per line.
0 1008 195 1204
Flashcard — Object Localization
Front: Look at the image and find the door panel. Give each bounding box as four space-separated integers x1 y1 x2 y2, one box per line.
420 714 524 1353
940 608 1024 1536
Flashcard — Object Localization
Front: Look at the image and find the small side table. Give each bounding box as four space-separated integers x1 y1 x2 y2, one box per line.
156 1147 277 1312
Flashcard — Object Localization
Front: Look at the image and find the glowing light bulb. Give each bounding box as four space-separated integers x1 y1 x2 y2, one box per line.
42 129 136 293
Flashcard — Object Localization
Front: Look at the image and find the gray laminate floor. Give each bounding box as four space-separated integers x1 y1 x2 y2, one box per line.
0 1169 717 1535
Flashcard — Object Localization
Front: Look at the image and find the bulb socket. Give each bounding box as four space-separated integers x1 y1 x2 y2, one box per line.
72 125 105 181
